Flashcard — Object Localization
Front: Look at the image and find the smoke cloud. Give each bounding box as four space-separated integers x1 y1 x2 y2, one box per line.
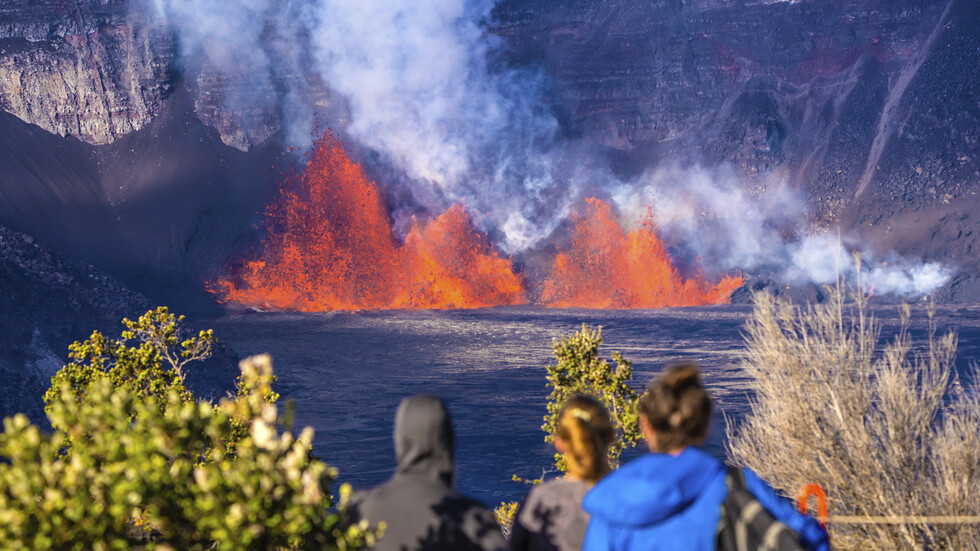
150 0 319 147
614 164 952 295
147 0 952 297
308 0 592 252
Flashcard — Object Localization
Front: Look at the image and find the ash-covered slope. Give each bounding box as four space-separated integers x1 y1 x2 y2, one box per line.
0 86 286 313
841 0 980 300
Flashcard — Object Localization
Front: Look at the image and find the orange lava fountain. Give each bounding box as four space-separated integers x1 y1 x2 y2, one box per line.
209 132 525 311
540 198 742 308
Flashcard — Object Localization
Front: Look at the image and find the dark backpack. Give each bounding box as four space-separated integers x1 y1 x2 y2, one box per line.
716 466 806 551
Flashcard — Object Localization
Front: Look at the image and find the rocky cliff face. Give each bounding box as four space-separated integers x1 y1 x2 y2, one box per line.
491 0 960 187
0 0 177 145
3 0 973 199
491 0 980 272
0 0 325 150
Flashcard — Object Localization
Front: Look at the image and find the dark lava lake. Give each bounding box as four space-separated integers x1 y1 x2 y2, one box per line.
206 304 980 506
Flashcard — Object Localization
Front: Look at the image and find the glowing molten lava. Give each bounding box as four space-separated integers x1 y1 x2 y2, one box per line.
540 198 742 308
209 132 525 311
211 132 743 312
401 205 526 309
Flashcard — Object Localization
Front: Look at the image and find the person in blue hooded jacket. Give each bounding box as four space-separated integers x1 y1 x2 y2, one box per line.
581 363 830 551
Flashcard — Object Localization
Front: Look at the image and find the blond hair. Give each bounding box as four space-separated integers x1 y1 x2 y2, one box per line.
557 394 614 483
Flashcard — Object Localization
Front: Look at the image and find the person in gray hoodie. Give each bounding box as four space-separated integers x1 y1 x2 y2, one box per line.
350 394 506 551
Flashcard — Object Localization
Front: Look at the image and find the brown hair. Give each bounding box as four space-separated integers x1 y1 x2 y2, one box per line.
557 394 614 483
637 363 712 452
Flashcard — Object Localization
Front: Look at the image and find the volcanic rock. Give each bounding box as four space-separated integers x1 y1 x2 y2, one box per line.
0 0 327 150
728 275 827 305
0 0 177 145
0 224 240 423
934 273 980 304
0 224 147 422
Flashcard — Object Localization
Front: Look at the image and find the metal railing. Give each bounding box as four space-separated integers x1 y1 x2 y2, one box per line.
797 484 980 527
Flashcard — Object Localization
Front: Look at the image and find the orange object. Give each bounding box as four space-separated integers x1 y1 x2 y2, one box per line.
209 131 525 311
210 131 744 312
798 483 829 528
539 198 742 308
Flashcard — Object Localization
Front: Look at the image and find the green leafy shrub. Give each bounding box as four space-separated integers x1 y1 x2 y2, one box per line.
497 324 641 534
43 307 213 429
542 323 640 471
0 310 379 550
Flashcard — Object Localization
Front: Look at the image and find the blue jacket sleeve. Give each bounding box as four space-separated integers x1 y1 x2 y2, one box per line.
742 469 831 551
581 516 614 551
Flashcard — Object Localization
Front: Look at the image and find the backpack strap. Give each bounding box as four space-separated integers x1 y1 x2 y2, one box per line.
718 465 805 551
727 465 745 491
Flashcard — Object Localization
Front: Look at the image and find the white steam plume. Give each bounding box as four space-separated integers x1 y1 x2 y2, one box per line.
151 0 318 147
308 0 587 252
155 0 587 251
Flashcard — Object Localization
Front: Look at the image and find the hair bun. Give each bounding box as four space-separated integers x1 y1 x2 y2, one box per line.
638 362 712 452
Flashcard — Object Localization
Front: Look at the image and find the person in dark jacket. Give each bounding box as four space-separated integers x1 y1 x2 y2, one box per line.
510 394 614 551
350 394 506 551
581 363 830 551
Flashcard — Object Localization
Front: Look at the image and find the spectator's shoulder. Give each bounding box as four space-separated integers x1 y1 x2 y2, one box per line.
456 493 506 551
741 469 830 551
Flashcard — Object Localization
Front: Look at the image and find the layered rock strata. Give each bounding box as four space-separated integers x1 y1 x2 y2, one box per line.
0 0 176 144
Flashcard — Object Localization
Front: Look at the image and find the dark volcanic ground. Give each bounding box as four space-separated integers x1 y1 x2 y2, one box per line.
0 225 147 421
0 223 241 423
0 88 288 314
206 303 980 506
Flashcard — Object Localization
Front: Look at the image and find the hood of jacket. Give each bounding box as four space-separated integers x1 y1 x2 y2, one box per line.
582 447 726 527
393 394 455 486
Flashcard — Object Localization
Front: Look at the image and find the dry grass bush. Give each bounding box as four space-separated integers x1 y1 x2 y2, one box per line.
727 284 980 550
